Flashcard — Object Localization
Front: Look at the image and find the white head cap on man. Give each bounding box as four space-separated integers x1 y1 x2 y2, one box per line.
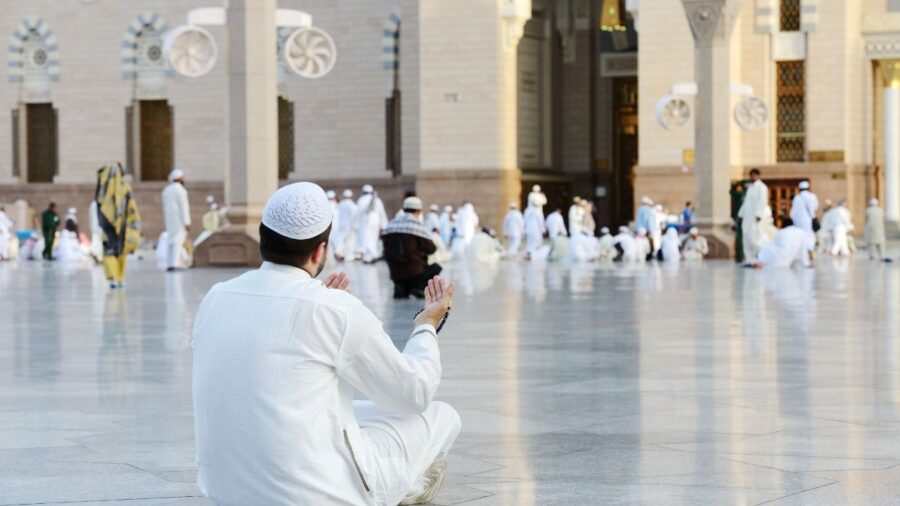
430 204 440 212
618 226 630 234
342 189 353 199
444 205 453 212
532 184 542 192
169 169 185 182
326 190 336 200
67 207 77 215
403 196 423 211
510 202 519 209
362 184 374 194
206 195 215 205
690 227 699 236
600 227 610 235
870 198 880 207
799 181 810 190
641 196 653 205
262 182 333 240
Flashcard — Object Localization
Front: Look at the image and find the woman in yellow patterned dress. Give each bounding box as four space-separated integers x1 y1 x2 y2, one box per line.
95 163 141 288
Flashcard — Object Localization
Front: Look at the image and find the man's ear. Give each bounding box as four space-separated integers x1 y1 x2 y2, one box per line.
312 241 328 264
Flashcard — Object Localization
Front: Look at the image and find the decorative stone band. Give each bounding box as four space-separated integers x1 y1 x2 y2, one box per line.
866 34 900 60
121 11 167 79
8 16 59 83
382 8 400 72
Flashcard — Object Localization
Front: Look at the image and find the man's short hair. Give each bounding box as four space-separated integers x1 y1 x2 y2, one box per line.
749 168 761 177
259 222 332 266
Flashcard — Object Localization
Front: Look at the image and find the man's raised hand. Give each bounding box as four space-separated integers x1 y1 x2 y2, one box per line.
414 276 454 328
323 272 351 292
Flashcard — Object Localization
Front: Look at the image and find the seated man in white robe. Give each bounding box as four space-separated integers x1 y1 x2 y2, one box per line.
752 225 812 269
597 227 616 262
682 227 709 260
613 226 639 263
466 228 504 266
660 227 681 262
192 183 460 506
634 228 651 261
545 208 568 262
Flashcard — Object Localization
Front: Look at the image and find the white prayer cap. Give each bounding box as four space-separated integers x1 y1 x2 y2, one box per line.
509 201 519 209
342 189 353 198
67 207 76 215
362 184 374 194
430 204 439 211
654 204 663 211
870 198 880 206
206 195 215 204
211 203 219 210
690 227 699 235
601 227 610 234
799 181 810 190
532 184 541 192
262 182 333 240
641 196 652 205
403 196 423 210
444 205 453 212
169 169 184 182
326 190 336 200
618 226 630 234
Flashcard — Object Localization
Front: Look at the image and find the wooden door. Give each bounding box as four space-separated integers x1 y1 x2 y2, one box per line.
26 103 57 183
278 96 294 180
139 100 173 181
768 179 801 227
612 77 638 227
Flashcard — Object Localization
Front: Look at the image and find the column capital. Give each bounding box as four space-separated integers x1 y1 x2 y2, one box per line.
882 59 900 88
681 0 742 45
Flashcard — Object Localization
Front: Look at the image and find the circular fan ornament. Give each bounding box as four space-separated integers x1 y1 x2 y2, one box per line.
283 27 337 79
734 96 769 131
163 25 218 77
655 95 692 131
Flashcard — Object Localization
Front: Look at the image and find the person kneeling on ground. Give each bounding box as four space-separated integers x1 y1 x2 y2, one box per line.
751 223 811 269
192 183 460 506
383 196 443 299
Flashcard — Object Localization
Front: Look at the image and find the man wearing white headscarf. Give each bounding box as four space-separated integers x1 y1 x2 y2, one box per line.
523 203 545 260
682 227 709 260
527 184 547 214
334 189 357 261
568 197 584 237
503 202 524 256
0 206 13 261
613 226 639 263
865 198 887 261
193 182 459 506
354 185 389 263
425 204 441 233
161 169 191 271
789 181 819 255
439 206 454 246
737 168 769 264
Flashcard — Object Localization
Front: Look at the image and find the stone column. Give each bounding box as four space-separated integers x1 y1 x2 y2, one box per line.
882 60 900 230
681 0 741 257
413 0 529 231
194 0 279 266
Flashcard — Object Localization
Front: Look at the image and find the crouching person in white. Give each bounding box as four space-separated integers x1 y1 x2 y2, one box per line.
192 182 460 506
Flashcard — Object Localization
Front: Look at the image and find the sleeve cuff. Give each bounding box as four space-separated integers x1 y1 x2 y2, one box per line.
411 324 437 339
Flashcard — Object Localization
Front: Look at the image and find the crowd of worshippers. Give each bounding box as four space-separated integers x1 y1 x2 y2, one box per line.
737 168 890 269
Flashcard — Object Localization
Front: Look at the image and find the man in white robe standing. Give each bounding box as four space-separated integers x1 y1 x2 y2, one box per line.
456 202 479 247
528 185 547 214
737 168 769 265
439 206 454 246
333 189 357 261
545 208 567 261
161 169 191 271
192 182 459 506
0 206 12 261
425 204 441 233
865 198 887 261
355 185 389 263
568 197 584 237
752 225 812 269
828 200 854 256
789 181 819 257
650 204 665 257
503 202 524 256
523 203 545 260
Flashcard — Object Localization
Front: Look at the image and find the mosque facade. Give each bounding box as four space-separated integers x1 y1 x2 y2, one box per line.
0 0 897 240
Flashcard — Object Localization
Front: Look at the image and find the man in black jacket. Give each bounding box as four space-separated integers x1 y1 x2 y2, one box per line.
382 197 442 299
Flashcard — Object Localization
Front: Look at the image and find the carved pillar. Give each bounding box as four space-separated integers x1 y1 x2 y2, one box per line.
681 0 741 257
882 59 900 229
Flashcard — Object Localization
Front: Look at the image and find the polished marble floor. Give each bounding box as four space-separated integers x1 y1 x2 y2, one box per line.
1 257 899 505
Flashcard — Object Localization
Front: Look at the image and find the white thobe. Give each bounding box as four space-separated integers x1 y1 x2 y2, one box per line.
613 233 639 262
545 212 566 238
503 210 524 255
635 205 653 232
523 207 545 256
829 207 853 256
568 205 584 236
335 200 358 259
660 229 681 262
162 182 191 269
192 263 460 506
682 236 709 260
456 205 479 246
597 234 616 261
527 191 547 214
466 232 504 265
737 180 770 262
757 226 811 268
790 191 819 251
865 206 886 259
0 210 12 260
649 211 664 255
634 235 651 260
425 212 441 234
355 194 388 262
439 212 453 246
